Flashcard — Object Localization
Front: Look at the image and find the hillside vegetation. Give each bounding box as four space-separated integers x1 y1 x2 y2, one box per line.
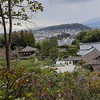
39 23 91 31
72 28 100 44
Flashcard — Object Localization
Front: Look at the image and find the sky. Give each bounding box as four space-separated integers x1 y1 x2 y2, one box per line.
1 0 100 31
29 0 100 28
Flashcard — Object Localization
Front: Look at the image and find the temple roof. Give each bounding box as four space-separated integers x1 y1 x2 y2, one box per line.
19 46 38 53
82 48 100 63
66 56 82 61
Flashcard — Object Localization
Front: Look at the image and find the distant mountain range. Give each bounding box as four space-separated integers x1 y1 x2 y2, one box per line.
81 17 100 27
36 23 91 31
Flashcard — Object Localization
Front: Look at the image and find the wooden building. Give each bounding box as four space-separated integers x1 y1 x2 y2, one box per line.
82 47 100 73
19 46 38 60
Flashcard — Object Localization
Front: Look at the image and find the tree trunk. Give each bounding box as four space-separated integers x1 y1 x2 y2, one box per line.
0 0 12 69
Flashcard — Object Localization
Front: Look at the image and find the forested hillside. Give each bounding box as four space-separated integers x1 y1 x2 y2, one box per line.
39 23 91 31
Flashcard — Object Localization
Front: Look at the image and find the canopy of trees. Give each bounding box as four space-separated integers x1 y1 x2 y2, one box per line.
41 36 59 61
58 51 69 60
72 28 100 44
0 65 99 100
0 0 43 67
0 30 35 49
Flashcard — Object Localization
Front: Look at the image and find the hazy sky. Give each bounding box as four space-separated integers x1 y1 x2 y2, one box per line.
1 0 100 31
30 0 100 27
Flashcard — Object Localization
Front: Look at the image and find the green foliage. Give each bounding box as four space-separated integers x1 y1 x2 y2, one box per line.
27 54 35 60
0 67 33 100
0 33 5 47
35 41 42 49
74 28 100 44
27 67 41 73
0 66 100 100
41 36 58 61
75 61 86 67
23 31 35 47
41 38 50 57
58 44 68 50
11 30 35 49
44 58 54 67
0 0 43 24
49 47 59 61
67 47 78 56
82 64 91 70
33 61 45 68
39 23 91 32
76 30 87 42
10 60 35 68
0 57 6 66
58 51 69 60
72 39 80 45
0 30 35 48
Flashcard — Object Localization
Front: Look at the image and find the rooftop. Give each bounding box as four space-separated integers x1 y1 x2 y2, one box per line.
66 56 82 61
19 46 38 53
82 48 100 63
87 59 100 65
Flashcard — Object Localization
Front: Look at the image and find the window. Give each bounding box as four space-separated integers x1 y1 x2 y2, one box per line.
26 53 28 55
23 53 25 55
69 61 72 64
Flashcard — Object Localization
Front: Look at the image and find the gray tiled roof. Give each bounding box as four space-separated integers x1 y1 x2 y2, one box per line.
19 46 38 53
66 56 82 61
87 60 100 65
78 42 100 55
82 48 100 63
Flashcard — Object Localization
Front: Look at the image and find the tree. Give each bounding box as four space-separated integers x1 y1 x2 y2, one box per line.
58 51 69 60
49 47 59 61
23 30 35 47
76 30 87 42
41 38 50 57
49 36 58 48
35 40 42 49
75 61 85 67
44 58 54 67
41 36 58 61
73 28 100 45
67 48 78 56
0 0 43 68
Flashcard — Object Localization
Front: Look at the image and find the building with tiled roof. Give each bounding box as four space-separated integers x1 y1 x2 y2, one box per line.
82 47 100 73
82 48 100 63
77 42 100 55
19 46 38 60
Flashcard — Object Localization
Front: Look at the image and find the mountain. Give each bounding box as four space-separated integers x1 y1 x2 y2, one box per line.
38 23 91 31
81 17 100 27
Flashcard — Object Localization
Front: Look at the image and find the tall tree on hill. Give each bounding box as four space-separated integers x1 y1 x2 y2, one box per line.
0 0 43 68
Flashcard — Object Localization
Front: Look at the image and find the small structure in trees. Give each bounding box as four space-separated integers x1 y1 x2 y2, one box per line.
19 46 38 60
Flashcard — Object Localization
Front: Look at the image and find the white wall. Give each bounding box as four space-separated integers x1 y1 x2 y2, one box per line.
56 61 73 65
